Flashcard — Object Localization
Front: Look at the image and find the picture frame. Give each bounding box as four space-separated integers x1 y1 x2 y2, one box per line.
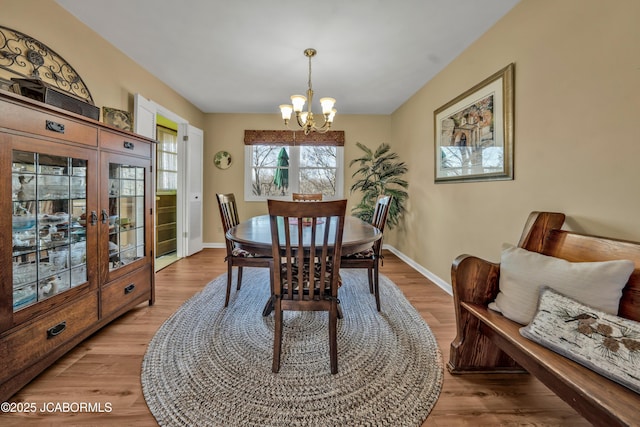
434 63 514 183
102 107 132 131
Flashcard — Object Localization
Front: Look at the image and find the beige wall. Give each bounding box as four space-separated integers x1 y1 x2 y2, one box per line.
203 114 391 244
2 0 391 249
4 0 639 286
390 0 640 282
1 0 205 129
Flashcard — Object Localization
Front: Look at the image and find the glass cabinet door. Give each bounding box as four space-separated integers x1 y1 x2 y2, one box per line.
12 151 89 312
106 162 146 273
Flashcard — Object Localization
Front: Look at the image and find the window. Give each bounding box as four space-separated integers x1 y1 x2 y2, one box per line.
244 130 345 201
156 126 178 192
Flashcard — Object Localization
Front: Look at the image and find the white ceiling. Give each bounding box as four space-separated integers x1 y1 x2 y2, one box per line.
55 0 520 115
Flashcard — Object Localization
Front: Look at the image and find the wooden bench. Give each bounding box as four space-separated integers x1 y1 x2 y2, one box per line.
447 211 640 427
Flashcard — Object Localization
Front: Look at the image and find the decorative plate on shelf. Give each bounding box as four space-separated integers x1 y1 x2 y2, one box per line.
102 107 132 131
214 151 232 169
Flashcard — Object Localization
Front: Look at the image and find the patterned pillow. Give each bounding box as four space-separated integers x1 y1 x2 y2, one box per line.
520 287 640 394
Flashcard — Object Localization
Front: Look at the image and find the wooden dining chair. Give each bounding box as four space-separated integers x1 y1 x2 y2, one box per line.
268 199 347 374
341 194 392 312
216 193 272 307
292 192 323 201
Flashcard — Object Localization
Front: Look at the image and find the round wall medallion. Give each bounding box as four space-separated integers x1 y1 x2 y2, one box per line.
214 151 232 169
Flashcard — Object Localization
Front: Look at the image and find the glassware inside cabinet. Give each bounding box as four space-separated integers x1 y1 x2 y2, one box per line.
12 151 36 204
12 154 38 293
11 150 89 311
107 163 145 271
71 157 87 177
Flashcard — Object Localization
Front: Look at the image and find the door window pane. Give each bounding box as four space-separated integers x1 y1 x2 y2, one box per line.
156 127 178 192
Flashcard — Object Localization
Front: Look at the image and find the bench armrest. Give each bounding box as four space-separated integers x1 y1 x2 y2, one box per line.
451 254 500 305
448 255 519 373
448 211 566 374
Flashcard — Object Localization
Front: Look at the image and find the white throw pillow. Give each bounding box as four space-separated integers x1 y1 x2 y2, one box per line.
488 245 634 325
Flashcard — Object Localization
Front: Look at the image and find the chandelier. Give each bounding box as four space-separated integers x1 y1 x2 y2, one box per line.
279 48 336 135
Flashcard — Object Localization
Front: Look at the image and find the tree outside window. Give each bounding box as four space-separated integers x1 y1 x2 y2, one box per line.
245 144 343 201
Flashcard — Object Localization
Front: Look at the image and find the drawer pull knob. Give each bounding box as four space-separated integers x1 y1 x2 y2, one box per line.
47 321 67 339
101 209 109 224
46 120 65 134
123 141 135 150
124 284 136 294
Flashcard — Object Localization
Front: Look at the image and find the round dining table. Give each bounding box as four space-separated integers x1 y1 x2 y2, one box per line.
226 214 382 315
226 214 382 258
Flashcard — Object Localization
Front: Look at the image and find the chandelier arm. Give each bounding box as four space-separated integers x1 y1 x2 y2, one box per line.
295 112 306 128
317 116 331 131
313 123 331 134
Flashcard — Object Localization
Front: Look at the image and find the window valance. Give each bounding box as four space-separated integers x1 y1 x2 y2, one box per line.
244 130 345 146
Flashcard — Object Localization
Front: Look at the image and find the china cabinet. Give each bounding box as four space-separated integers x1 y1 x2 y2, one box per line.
0 90 154 400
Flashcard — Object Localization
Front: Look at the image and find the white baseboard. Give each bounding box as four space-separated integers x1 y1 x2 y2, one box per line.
205 241 453 296
382 244 453 296
204 242 226 249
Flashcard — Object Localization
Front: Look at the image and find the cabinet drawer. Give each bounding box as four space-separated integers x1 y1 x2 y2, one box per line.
0 292 98 384
101 268 151 318
100 130 151 158
0 101 98 146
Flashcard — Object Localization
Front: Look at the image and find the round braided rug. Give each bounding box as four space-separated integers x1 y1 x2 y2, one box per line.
142 268 443 426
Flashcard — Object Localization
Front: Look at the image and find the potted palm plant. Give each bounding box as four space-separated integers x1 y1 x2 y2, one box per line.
349 142 408 229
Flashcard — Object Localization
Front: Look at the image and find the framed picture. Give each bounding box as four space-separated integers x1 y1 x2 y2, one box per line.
434 63 514 183
102 107 132 131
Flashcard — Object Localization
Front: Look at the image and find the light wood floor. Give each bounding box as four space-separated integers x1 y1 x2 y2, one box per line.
154 252 179 272
1 249 588 426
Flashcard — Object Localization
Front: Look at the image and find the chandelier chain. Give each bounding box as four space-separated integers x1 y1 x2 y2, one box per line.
307 54 313 92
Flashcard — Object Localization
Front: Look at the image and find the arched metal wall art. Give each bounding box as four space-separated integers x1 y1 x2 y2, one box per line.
0 25 94 104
